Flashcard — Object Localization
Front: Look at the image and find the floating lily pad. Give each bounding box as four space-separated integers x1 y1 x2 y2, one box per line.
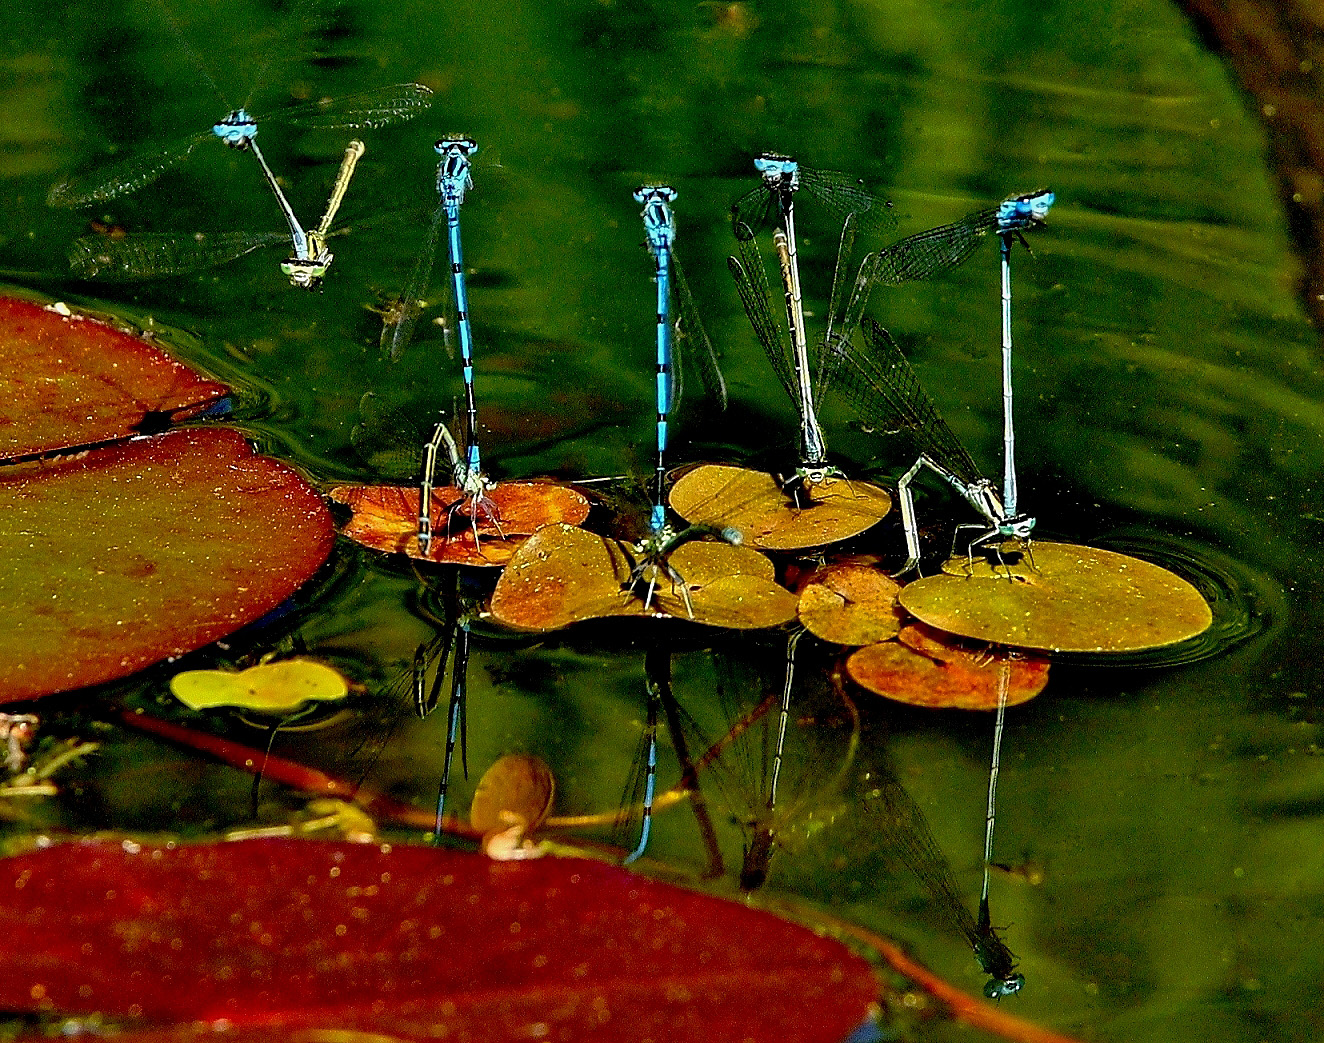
0 839 879 1043
170 658 350 713
0 296 229 461
329 482 591 567
489 522 798 630
0 428 335 702
898 541 1214 653
470 753 556 834
847 627 1050 710
668 464 891 551
797 564 904 645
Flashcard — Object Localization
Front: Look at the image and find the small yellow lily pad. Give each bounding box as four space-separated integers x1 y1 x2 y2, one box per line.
796 564 904 646
668 464 891 551
470 753 556 835
488 522 799 631
170 658 350 712
898 541 1213 653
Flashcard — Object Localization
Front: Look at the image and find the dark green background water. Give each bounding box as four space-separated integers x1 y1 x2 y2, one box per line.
4 0 1323 1040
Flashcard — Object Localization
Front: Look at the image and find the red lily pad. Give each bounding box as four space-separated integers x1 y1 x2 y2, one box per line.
329 482 591 567
0 296 229 461
0 428 334 701
0 838 878 1043
847 626 1050 710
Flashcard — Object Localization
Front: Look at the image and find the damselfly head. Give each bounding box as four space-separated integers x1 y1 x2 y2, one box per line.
997 189 1054 230
1001 514 1036 539
633 184 678 205
281 254 331 290
213 109 258 148
754 152 799 190
635 185 677 249
434 136 478 157
983 972 1026 1000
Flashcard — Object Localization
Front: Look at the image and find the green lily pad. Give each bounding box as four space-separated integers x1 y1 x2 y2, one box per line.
668 464 892 551
170 658 350 712
0 296 228 461
488 522 798 630
0 428 335 701
897 541 1214 653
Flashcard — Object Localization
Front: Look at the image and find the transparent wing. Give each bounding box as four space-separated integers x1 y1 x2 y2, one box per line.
843 205 999 333
384 200 451 361
798 165 897 237
671 256 727 410
350 391 429 481
827 319 984 487
47 130 213 208
728 236 800 416
267 82 434 132
69 229 289 280
816 211 858 408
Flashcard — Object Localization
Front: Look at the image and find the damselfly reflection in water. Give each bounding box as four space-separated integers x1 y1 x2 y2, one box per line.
70 139 369 288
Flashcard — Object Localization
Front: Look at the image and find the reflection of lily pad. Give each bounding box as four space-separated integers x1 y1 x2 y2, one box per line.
470 754 556 834
0 428 335 702
0 296 228 462
847 628 1050 710
797 564 903 646
489 523 798 630
329 482 591 567
170 659 350 713
898 541 1213 653
668 464 891 551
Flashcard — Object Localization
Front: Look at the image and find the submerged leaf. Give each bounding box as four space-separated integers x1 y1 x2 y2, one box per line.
0 839 879 1043
170 658 350 712
470 753 555 834
847 627 1050 710
488 522 798 630
0 428 335 702
797 563 904 645
898 541 1214 653
0 296 228 462
668 464 891 551
329 482 591 567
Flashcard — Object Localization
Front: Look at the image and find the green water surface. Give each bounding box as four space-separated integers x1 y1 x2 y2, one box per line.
3 0 1322 1040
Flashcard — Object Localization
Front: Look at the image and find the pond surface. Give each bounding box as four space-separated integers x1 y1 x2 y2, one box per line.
3 0 1322 1040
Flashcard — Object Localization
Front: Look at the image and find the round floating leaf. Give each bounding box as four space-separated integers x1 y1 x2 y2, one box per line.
329 481 591 567
847 628 1050 710
489 522 798 630
170 658 350 713
797 563 904 645
898 541 1214 653
0 428 335 702
0 839 878 1043
0 296 229 462
668 464 891 550
470 753 556 834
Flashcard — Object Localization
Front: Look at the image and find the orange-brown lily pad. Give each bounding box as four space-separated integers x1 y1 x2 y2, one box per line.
847 627 1050 710
0 296 229 462
329 482 591 567
797 563 904 645
668 464 891 551
898 541 1214 653
0 427 335 702
470 753 556 834
489 522 798 630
